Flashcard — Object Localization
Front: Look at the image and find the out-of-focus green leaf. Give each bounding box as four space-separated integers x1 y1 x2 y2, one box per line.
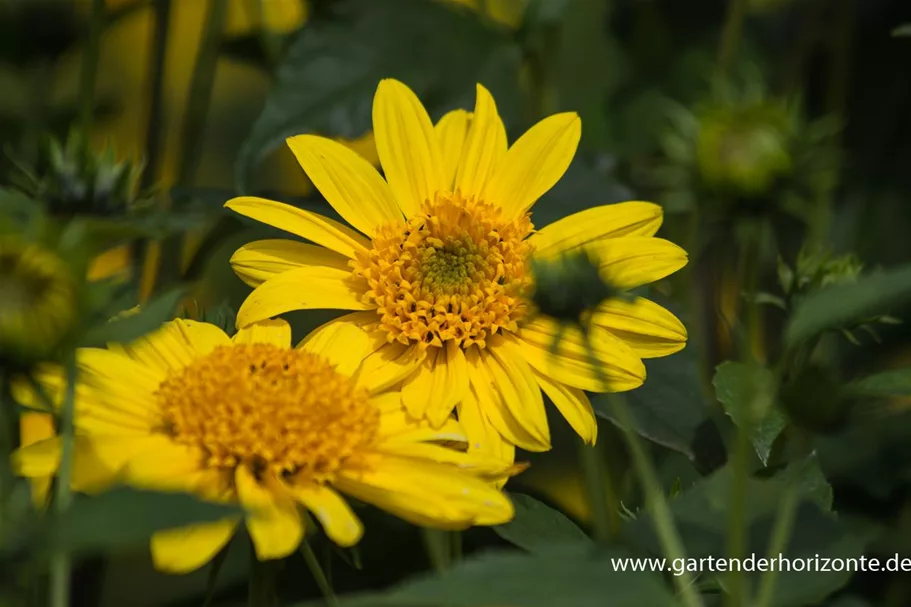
44 488 240 554
493 494 590 552
593 346 710 461
785 263 911 346
81 287 185 347
713 360 784 465
892 24 911 37
531 155 633 228
236 0 522 191
845 369 911 397
624 463 873 607
522 0 572 26
335 545 676 607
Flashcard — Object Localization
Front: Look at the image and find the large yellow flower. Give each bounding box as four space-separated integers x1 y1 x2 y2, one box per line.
226 79 688 465
11 317 514 573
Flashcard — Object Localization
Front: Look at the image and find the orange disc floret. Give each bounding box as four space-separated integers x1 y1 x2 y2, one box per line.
156 344 380 481
352 191 534 350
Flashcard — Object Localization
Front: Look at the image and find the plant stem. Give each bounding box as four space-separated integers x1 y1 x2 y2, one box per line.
582 337 703 607
300 539 339 607
421 528 451 574
754 478 799 607
578 439 620 542
79 0 106 136
50 356 78 607
140 0 173 190
724 425 751 607
176 0 229 186
247 547 277 607
717 0 748 77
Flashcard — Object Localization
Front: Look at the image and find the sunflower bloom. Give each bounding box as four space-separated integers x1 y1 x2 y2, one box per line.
226 79 688 465
11 318 514 573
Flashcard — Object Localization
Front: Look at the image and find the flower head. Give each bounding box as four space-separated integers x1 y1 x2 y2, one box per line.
0 236 77 365
226 79 688 465
11 317 514 573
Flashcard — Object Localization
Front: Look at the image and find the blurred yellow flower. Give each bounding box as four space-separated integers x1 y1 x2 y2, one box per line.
226 79 688 470
11 317 514 573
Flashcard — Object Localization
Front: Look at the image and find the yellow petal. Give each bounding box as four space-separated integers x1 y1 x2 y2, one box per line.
464 346 550 452
236 266 370 328
289 483 363 547
232 319 293 348
353 343 426 394
533 370 597 445
299 315 378 376
482 112 580 216
457 388 516 468
12 437 61 479
20 412 54 447
435 109 471 189
592 297 687 358
110 319 230 377
373 79 445 216
401 341 468 425
230 239 350 288
515 318 645 392
335 455 513 527
121 435 209 492
151 519 239 574
225 196 371 258
379 408 466 443
454 84 506 197
588 236 688 289
486 338 551 449
236 467 304 561
529 202 665 256
286 134 402 236
377 441 516 480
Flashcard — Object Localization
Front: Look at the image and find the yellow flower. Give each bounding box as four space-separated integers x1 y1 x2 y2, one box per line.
11 317 514 573
226 79 688 465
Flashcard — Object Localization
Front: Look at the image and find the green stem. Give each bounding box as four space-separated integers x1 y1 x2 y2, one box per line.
421 528 451 574
578 440 620 542
717 0 749 77
300 540 339 607
50 356 78 607
79 0 106 136
247 548 277 607
140 0 173 190
724 426 751 607
176 0 229 186
753 479 800 607
583 337 703 607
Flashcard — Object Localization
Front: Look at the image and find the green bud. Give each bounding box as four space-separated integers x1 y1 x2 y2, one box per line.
529 250 628 326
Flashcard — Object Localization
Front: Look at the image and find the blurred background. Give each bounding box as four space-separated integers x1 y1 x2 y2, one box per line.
3 0 911 605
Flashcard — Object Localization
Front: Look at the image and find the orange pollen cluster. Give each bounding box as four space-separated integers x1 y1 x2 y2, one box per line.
352 191 534 350
156 344 380 480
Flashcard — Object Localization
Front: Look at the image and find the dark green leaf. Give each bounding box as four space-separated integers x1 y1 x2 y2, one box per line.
845 368 911 397
593 345 709 460
522 0 573 26
45 488 240 554
81 287 185 347
378 545 676 607
236 0 522 191
892 24 911 37
624 464 873 607
713 361 784 466
494 494 591 552
785 263 911 346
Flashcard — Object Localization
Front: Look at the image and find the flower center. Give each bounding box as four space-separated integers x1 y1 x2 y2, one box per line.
352 191 533 349
156 344 380 480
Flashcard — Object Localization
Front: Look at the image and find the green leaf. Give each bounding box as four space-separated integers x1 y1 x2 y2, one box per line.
624 464 873 607
236 0 522 191
845 368 911 397
713 361 785 466
785 263 911 346
44 488 240 554
593 345 711 461
522 0 573 26
493 494 591 552
892 24 911 37
377 545 676 607
81 287 185 347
